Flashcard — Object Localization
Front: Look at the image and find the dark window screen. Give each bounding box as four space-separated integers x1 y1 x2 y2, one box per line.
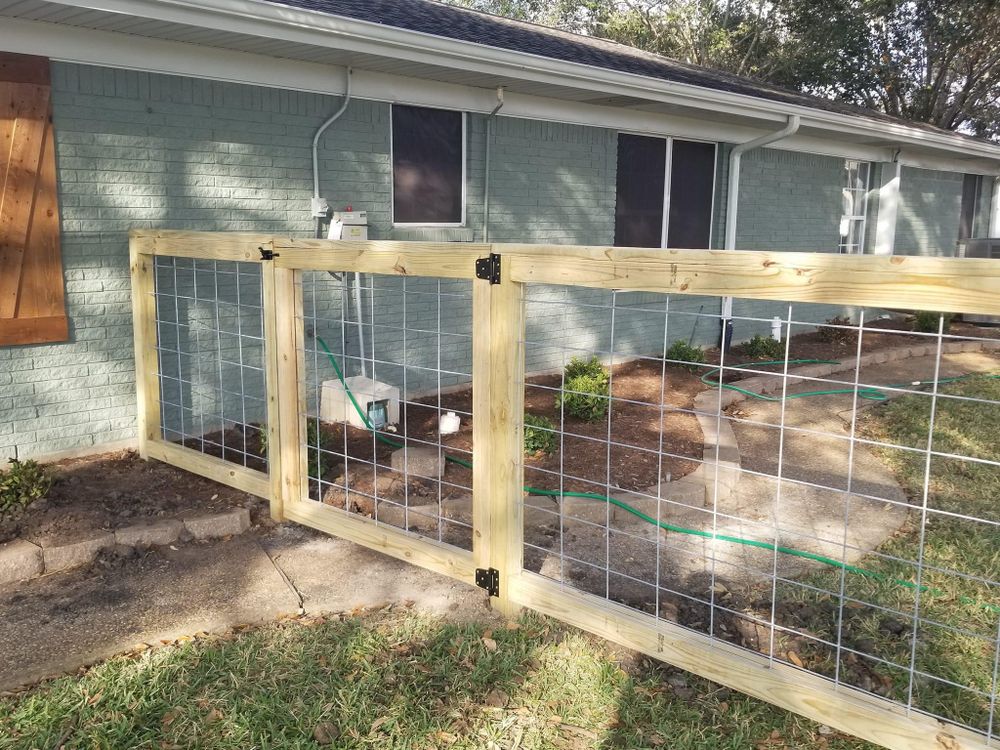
959 173 980 240
667 139 716 249
614 134 666 247
392 105 464 224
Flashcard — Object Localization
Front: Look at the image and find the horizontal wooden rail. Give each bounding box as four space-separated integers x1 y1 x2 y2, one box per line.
130 230 274 262
137 231 1000 316
283 501 477 587
510 573 996 750
502 245 1000 317
271 238 488 278
144 440 270 499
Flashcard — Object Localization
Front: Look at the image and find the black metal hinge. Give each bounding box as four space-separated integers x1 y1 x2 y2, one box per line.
475 253 501 284
259 246 280 261
475 567 500 597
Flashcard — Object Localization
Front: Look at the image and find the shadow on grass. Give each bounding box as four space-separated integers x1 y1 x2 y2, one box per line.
0 608 881 750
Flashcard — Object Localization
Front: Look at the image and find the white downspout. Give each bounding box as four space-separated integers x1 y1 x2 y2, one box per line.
483 87 504 242
721 115 801 347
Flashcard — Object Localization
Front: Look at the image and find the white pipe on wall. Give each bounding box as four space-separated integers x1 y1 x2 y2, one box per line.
312 67 353 201
483 87 504 242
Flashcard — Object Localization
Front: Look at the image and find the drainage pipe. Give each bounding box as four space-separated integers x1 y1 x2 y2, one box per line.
721 115 800 348
312 66 353 232
482 87 504 242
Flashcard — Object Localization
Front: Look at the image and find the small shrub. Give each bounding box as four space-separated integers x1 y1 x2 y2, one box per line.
523 413 557 456
563 356 607 381
816 315 857 346
741 334 784 360
0 458 52 514
913 310 953 334
556 357 610 422
665 339 706 371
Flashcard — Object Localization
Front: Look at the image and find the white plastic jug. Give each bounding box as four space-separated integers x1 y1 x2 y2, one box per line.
439 411 461 435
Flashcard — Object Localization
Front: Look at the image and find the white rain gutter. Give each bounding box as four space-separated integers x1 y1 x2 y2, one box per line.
483 87 504 242
721 115 800 347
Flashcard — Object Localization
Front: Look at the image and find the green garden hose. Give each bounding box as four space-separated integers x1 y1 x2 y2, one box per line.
701 359 1000 402
314 337 998 615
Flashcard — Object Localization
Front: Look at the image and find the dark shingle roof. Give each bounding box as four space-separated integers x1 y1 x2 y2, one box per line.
260 0 965 138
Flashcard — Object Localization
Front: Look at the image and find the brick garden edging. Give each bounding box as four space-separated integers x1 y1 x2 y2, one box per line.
670 337 1000 508
0 508 252 587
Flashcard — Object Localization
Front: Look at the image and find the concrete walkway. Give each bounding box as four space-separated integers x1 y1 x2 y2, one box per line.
0 526 490 693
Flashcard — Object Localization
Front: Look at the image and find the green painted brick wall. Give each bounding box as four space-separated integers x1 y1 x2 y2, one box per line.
1 63 978 460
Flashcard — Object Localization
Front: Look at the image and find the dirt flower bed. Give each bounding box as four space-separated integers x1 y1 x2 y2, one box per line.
0 450 263 546
312 359 705 514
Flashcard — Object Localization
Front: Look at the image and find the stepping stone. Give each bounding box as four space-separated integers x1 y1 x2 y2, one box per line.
390 446 444 479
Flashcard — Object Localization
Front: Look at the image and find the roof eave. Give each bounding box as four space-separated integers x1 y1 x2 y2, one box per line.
43 0 1000 163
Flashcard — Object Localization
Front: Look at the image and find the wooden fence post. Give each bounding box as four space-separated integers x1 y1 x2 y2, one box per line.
473 253 525 618
129 235 160 460
265 262 305 522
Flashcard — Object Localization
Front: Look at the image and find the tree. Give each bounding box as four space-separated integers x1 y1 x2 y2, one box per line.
442 0 1000 138
781 0 1000 138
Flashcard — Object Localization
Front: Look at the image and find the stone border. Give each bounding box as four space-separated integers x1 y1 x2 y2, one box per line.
667 338 1000 508
0 508 252 587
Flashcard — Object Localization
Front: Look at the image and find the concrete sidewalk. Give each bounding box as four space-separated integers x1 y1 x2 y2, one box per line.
0 525 490 693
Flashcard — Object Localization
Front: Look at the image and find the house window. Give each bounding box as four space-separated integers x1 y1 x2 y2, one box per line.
614 134 716 249
959 173 982 240
839 160 871 253
391 104 465 225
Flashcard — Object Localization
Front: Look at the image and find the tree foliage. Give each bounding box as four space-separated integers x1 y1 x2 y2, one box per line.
441 0 1000 138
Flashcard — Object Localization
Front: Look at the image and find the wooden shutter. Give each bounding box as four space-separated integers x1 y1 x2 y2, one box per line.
0 52 68 346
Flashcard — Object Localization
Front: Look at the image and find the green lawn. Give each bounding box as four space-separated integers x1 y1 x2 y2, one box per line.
0 608 873 750
793 375 1000 734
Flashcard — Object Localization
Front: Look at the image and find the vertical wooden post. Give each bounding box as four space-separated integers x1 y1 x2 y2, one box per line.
268 264 306 521
129 235 160 460
472 253 525 618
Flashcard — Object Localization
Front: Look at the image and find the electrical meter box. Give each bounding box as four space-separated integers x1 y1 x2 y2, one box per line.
330 210 368 241
320 376 400 429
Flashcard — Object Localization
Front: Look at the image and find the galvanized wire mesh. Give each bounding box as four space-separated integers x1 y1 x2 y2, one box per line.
518 285 1000 737
297 270 475 552
153 256 267 472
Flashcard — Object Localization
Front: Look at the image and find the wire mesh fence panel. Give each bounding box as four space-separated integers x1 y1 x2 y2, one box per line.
298 270 475 552
518 284 1000 739
152 256 268 473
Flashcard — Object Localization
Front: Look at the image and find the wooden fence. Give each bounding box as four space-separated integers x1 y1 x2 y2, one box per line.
130 229 1000 750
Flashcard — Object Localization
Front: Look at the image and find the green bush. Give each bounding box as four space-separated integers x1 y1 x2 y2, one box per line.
0 458 52 514
741 334 784 360
556 357 610 422
665 339 706 371
523 413 557 456
817 315 857 345
913 310 953 334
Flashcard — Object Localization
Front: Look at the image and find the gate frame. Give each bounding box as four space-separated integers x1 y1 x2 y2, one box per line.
130 229 1000 750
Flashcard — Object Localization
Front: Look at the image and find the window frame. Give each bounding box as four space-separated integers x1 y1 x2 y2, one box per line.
389 104 467 228
614 132 718 249
839 159 871 254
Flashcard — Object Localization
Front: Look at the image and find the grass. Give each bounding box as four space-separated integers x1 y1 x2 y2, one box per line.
791 375 1000 734
0 608 876 750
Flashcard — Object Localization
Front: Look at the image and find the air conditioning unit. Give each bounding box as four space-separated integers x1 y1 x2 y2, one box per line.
957 238 1000 324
